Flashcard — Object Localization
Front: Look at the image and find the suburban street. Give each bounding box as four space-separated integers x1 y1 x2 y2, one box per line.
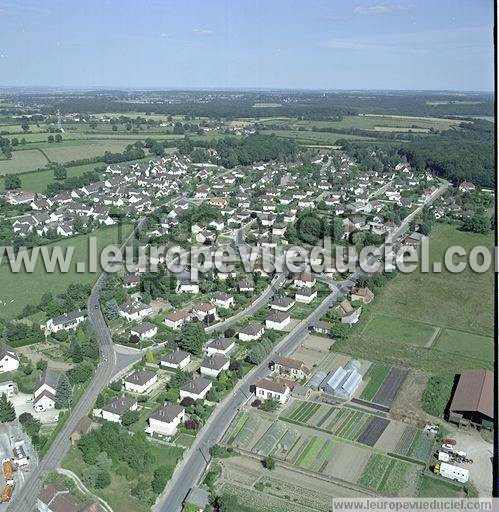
9 179 447 512
155 181 449 511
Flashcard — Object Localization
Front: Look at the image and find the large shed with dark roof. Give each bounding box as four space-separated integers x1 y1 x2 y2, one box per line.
449 370 494 430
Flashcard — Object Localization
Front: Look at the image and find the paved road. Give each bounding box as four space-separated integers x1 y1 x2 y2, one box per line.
155 181 448 512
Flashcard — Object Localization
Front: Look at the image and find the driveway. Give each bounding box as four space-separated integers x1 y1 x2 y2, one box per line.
449 427 493 496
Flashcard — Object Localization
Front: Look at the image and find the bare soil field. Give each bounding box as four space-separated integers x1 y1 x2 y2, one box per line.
323 442 370 483
374 421 406 452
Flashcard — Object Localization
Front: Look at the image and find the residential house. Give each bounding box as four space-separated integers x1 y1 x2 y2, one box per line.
265 312 291 331
205 337 235 357
270 297 295 312
272 356 310 381
192 303 217 323
180 377 212 401
336 300 361 325
34 369 59 412
164 311 190 331
45 310 85 334
159 350 191 370
313 320 334 336
350 286 374 304
255 378 292 404
101 396 138 423
130 322 158 340
212 291 234 309
295 287 317 304
293 273 316 288
147 402 185 437
0 344 19 374
200 354 230 378
124 370 158 394
118 301 153 322
238 323 265 341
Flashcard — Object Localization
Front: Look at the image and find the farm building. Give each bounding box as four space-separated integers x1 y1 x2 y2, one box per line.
321 360 362 399
308 371 327 390
448 370 494 430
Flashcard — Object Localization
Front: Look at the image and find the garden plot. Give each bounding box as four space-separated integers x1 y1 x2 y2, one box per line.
372 368 410 407
358 454 422 496
373 421 406 453
252 421 288 456
283 400 322 424
356 416 390 447
358 364 408 408
322 442 370 483
392 426 435 463
232 414 271 450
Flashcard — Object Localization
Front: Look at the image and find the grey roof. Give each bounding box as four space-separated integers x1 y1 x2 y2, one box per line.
150 402 184 423
102 396 137 416
201 354 229 371
180 377 211 395
239 323 264 336
206 337 235 352
125 370 156 386
51 310 84 326
160 350 190 365
212 291 233 301
185 487 210 508
270 297 295 308
0 343 18 362
267 311 290 323
130 322 157 334
38 368 60 391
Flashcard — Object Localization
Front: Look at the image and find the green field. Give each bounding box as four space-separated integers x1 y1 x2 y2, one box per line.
0 149 49 175
0 224 132 319
434 328 493 363
0 161 107 193
258 114 461 132
362 315 435 346
336 224 493 372
418 475 464 497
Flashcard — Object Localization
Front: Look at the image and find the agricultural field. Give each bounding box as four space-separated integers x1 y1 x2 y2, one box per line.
226 406 427 498
358 453 420 496
256 114 461 133
0 161 106 193
336 224 494 372
213 455 369 512
358 364 409 408
0 223 133 319
281 400 434 463
0 148 49 175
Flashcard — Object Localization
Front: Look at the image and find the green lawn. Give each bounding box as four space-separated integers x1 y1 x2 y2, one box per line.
418 475 463 497
362 315 434 346
0 224 133 319
375 224 493 337
433 328 493 363
336 224 493 372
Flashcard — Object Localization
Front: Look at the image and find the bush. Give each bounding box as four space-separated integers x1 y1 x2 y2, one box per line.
263 456 275 470
260 399 279 412
184 419 198 430
421 375 454 417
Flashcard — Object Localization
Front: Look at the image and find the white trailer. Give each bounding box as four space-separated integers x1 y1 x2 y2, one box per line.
438 462 469 483
438 451 450 462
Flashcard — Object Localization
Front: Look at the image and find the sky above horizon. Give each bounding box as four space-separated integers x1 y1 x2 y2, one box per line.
0 0 494 91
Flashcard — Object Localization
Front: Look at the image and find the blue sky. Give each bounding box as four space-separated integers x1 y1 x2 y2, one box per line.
0 0 493 90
